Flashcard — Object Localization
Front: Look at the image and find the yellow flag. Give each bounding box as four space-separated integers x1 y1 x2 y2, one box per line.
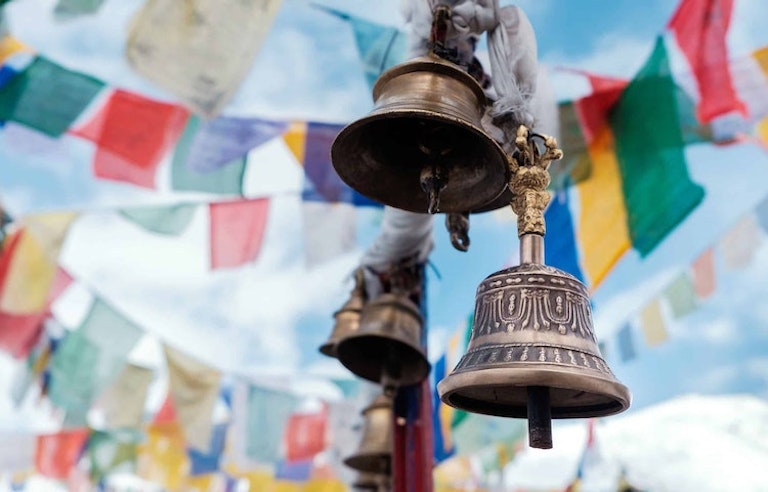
0 230 56 313
576 128 631 289
0 35 32 64
640 299 668 347
23 212 78 263
137 423 190 491
270 481 303 492
303 479 346 492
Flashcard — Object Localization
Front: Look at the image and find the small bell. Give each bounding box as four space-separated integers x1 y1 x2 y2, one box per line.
351 472 390 492
344 393 394 475
438 127 631 449
319 268 367 358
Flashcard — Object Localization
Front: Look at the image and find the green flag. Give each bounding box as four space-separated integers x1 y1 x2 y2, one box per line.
87 429 140 481
554 101 593 187
0 57 105 137
245 385 298 463
610 36 704 256
663 272 698 319
119 204 197 236
452 412 525 456
54 0 105 19
171 117 246 195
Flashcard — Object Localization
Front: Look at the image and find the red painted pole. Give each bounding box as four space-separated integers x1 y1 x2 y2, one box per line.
392 379 434 492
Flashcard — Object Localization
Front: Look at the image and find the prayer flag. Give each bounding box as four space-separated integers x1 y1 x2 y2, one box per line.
87 429 139 481
71 89 188 189
0 310 45 359
668 0 745 122
617 323 636 362
0 57 104 137
189 423 228 475
245 385 298 463
209 199 270 269
137 423 189 491
119 204 197 236
554 101 593 186
431 354 455 464
691 248 716 299
53 0 105 19
35 429 89 479
172 116 246 195
663 272 698 319
544 187 585 282
0 35 31 64
718 214 762 269
182 116 286 173
755 195 768 234
275 459 312 481
0 228 58 314
609 37 705 256
640 299 668 347
0 433 35 474
100 363 154 429
284 407 327 462
164 344 222 452
126 0 284 117
301 122 350 203
154 393 177 424
302 201 357 267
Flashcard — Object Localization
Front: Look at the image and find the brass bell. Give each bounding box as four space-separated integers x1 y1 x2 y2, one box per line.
438 126 630 449
344 393 393 475
319 268 367 358
331 55 509 214
336 292 430 387
352 472 390 492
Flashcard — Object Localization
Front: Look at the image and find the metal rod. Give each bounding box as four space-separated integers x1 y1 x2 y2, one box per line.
519 233 544 265
526 385 553 449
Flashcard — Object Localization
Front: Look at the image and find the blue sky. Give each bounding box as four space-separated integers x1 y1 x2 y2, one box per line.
1 0 768 434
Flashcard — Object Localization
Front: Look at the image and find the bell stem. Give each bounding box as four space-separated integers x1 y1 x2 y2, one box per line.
519 233 544 265
526 385 553 449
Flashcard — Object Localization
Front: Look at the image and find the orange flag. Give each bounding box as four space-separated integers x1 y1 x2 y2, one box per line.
35 429 89 479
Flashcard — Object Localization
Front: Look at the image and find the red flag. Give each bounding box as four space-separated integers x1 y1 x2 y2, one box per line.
154 393 178 424
691 248 716 298
35 429 89 479
71 89 188 188
0 310 46 358
284 406 327 462
668 0 746 122
209 199 270 269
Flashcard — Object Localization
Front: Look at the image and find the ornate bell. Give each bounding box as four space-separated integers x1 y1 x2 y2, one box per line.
336 292 430 387
331 55 509 214
319 268 367 358
344 394 393 475
438 126 630 449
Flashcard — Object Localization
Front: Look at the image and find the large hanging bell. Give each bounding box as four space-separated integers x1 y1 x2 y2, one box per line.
331 55 509 214
336 292 430 387
344 394 393 475
438 234 630 445
319 268 367 358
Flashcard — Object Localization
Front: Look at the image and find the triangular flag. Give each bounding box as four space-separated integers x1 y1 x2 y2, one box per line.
163 344 222 452
639 299 668 347
209 199 270 269
71 89 189 189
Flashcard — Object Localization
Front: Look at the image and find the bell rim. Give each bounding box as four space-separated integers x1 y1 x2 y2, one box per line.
336 333 431 386
437 364 631 419
343 454 391 474
331 108 509 214
317 341 337 358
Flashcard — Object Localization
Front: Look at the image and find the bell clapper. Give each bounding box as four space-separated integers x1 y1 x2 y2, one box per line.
446 212 471 252
420 161 447 214
527 386 553 449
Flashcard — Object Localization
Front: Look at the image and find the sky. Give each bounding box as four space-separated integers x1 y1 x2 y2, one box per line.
0 0 768 441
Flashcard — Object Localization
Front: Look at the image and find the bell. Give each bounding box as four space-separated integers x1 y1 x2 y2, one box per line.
331 55 509 214
438 234 631 447
438 126 630 449
352 472 390 492
344 393 393 475
319 268 367 358
336 293 430 387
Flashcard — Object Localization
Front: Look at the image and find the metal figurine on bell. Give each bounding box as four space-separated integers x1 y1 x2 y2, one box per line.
438 126 631 449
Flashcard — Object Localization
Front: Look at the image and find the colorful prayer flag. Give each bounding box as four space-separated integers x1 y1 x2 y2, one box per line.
137 423 189 491
275 459 312 481
100 363 154 429
0 35 31 64
87 429 139 481
126 0 284 117
0 310 45 359
163 344 222 452
431 355 455 464
189 423 228 475
53 0 105 19
209 199 270 269
0 228 59 314
301 122 351 203
284 407 327 462
553 101 593 186
640 299 668 347
71 89 189 189
663 272 698 319
718 214 762 269
617 323 636 362
245 385 298 463
668 0 746 122
35 429 89 479
609 36 705 256
691 248 716 299
544 187 585 282
0 57 104 137
302 201 357 267
119 204 197 236
182 116 286 173
172 116 247 196
317 6 407 90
